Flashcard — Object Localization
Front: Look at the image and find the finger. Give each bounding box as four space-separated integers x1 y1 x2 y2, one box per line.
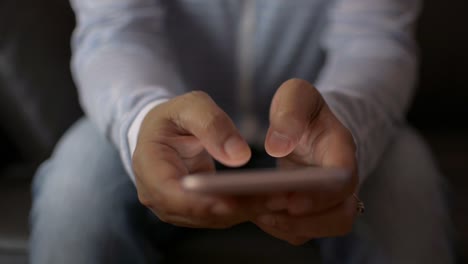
153 208 241 229
228 193 286 217
284 127 358 214
265 79 324 158
268 80 358 214
134 142 243 227
256 195 357 239
132 91 253 228
261 157 355 215
173 91 251 167
253 220 310 246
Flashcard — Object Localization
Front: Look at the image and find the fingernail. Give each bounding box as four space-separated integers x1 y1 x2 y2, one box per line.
257 215 275 226
269 131 291 155
267 196 288 211
224 136 250 161
212 202 231 215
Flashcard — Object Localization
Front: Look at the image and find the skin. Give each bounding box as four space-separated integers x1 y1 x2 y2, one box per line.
132 78 359 245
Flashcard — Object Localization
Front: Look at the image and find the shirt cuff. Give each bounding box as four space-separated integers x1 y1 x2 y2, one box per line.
127 99 169 157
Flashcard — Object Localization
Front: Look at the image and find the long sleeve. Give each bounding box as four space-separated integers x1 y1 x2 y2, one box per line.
70 0 184 182
317 0 421 182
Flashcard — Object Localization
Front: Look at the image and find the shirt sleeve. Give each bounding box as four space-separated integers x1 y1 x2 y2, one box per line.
69 0 185 183
316 0 421 183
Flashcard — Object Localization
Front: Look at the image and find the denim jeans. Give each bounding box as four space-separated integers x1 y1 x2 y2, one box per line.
29 118 453 263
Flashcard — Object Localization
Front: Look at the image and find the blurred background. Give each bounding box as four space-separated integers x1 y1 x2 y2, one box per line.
0 0 466 263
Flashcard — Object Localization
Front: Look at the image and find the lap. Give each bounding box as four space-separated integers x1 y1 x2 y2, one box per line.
32 118 139 222
30 118 176 263
31 118 452 263
327 126 453 264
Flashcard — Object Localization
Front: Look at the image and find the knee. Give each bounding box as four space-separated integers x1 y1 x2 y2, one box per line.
362 126 445 204
357 126 452 262
30 118 134 235
29 119 148 263
31 162 118 232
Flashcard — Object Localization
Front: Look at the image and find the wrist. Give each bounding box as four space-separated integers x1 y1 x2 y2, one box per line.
128 99 169 157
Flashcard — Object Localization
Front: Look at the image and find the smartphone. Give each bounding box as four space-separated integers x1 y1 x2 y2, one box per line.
181 167 351 195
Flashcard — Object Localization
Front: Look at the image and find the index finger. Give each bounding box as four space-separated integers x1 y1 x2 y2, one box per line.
135 142 252 228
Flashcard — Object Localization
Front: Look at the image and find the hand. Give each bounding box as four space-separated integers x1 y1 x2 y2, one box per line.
133 91 258 228
253 79 359 245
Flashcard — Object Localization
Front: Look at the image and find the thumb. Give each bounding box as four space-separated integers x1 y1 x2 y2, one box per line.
265 79 325 158
173 91 251 167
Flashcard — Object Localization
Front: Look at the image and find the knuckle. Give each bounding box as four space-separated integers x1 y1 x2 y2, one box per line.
137 192 153 209
272 110 304 135
137 191 168 215
284 78 319 99
175 91 211 116
186 90 211 101
156 213 172 224
151 205 177 225
285 78 309 88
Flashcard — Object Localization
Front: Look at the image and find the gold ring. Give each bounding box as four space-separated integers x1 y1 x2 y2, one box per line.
353 194 365 215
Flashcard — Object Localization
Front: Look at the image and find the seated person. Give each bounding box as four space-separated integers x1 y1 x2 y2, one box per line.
30 0 453 263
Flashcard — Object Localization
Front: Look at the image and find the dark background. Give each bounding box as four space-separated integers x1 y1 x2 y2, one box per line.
411 3 468 262
0 0 467 263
